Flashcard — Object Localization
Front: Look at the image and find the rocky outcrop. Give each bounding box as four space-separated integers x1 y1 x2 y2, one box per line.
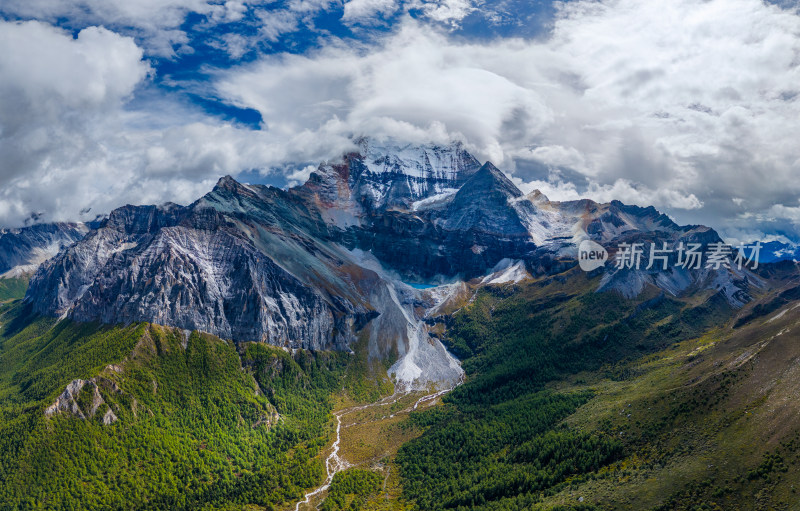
45 378 119 424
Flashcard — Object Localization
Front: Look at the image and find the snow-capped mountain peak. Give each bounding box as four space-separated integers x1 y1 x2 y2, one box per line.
357 137 480 182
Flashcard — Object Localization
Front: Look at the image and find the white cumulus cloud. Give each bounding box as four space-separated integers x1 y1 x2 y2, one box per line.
216 0 800 239
343 0 401 23
0 20 354 226
4 0 800 243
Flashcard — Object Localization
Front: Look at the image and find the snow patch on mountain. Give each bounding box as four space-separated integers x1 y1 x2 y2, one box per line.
411 188 458 211
511 196 575 245
481 259 530 285
110 242 138 254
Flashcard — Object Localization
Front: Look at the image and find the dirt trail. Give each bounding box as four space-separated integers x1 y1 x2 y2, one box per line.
293 384 458 511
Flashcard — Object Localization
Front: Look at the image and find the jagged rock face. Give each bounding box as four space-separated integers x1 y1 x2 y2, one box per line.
25 206 175 316
339 209 536 281
327 162 539 280
593 226 758 305
68 228 346 348
523 197 762 305
0 222 89 277
292 142 535 281
28 179 374 351
442 162 526 235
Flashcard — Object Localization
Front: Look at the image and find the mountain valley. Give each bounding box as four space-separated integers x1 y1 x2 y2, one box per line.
0 140 797 510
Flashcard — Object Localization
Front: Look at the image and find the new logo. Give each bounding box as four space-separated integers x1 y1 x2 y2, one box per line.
578 240 608 271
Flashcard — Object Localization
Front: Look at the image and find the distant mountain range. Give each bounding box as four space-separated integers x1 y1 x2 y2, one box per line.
0 222 89 278
752 239 800 263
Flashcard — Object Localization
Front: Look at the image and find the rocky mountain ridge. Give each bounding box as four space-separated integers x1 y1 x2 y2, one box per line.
21 139 760 388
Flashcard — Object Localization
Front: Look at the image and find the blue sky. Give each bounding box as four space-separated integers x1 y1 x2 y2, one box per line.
57 0 563 130
1 0 800 246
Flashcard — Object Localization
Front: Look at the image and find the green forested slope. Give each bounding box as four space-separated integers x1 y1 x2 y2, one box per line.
321 468 383 511
397 270 800 511
0 300 352 510
396 272 740 511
